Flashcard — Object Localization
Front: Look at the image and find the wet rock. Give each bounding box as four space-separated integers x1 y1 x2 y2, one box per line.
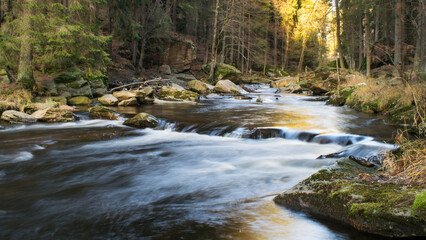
159 86 199 101
159 65 172 75
98 94 119 106
1 110 37 123
270 77 298 88
69 84 93 98
186 80 210 94
23 102 59 114
69 96 92 106
256 97 263 103
123 113 158 129
214 80 240 94
214 63 242 83
175 73 197 82
274 158 426 238
113 91 137 101
118 97 138 106
139 87 154 97
89 106 118 120
32 108 77 122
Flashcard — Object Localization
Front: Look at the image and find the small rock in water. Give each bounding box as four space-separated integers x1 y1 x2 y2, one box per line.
123 113 158 129
256 97 263 103
89 106 118 120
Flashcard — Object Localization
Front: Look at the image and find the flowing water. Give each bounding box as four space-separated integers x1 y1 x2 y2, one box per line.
0 85 398 239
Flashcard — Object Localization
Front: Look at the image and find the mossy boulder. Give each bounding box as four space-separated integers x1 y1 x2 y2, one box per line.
203 63 242 83
123 113 158 129
69 79 88 89
54 69 82 84
266 66 289 78
1 110 37 123
69 84 93 98
274 158 426 237
69 96 92 106
32 108 77 122
159 86 199 101
186 80 210 94
98 94 119 106
88 106 118 120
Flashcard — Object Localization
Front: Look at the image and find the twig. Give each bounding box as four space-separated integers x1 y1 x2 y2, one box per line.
108 78 168 93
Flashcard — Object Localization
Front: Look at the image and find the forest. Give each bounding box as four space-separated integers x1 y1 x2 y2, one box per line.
0 0 425 239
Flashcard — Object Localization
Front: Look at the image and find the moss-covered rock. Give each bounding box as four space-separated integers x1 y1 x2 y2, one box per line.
186 80 210 94
327 85 359 106
89 106 118 120
123 113 158 129
54 69 82 84
204 63 242 83
159 86 199 101
23 102 59 114
274 158 426 238
69 84 93 98
69 96 92 106
266 66 289 78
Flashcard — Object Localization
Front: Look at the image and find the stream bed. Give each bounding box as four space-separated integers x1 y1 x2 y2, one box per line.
0 85 398 239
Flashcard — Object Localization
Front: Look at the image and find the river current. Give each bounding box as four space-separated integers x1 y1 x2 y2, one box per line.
0 84 397 239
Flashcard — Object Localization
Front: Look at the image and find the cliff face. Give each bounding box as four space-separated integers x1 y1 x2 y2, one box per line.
274 158 426 238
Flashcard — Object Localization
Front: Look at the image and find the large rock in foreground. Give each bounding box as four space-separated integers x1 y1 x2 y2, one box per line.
123 113 158 129
274 158 426 238
32 108 77 122
1 110 37 123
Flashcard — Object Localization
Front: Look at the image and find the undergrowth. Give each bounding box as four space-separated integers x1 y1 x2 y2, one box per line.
0 83 33 110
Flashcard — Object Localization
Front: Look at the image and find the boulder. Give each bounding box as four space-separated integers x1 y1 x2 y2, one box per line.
158 40 196 73
270 76 298 88
118 97 138 106
327 85 361 106
266 66 289 78
175 73 197 82
139 87 154 97
1 110 37 123
98 94 119 106
0 102 19 115
214 80 240 94
69 84 93 98
123 113 158 129
69 96 92 105
92 88 107 98
69 79 88 89
32 108 77 122
213 63 242 83
23 102 59 114
279 82 303 94
90 78 107 89
89 106 118 120
186 80 210 94
113 91 137 101
54 70 82 84
50 96 68 105
159 65 172 75
159 86 199 101
274 158 426 238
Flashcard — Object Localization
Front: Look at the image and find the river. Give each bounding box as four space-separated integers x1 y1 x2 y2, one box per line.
0 84 397 239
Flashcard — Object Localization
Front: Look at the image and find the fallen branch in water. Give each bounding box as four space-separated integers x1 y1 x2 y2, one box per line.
109 78 169 93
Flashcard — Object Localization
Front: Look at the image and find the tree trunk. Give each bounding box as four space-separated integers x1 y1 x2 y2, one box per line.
358 16 364 70
17 0 34 89
137 38 146 72
209 0 220 82
284 27 289 70
414 0 426 75
375 8 380 43
274 16 278 67
365 10 371 77
335 0 345 70
394 0 403 67
172 0 177 30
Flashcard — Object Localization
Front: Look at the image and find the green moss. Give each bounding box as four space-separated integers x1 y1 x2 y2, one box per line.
214 63 242 82
412 191 426 212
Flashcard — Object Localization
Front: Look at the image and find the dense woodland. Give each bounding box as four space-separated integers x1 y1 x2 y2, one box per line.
0 0 425 87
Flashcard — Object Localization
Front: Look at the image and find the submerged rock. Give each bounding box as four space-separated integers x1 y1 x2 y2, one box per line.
69 96 92 106
274 158 426 238
89 106 118 120
32 108 77 122
159 86 199 101
98 94 119 106
1 110 37 123
123 113 158 129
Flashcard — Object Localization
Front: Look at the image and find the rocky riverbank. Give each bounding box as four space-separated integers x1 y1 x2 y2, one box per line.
274 158 426 238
